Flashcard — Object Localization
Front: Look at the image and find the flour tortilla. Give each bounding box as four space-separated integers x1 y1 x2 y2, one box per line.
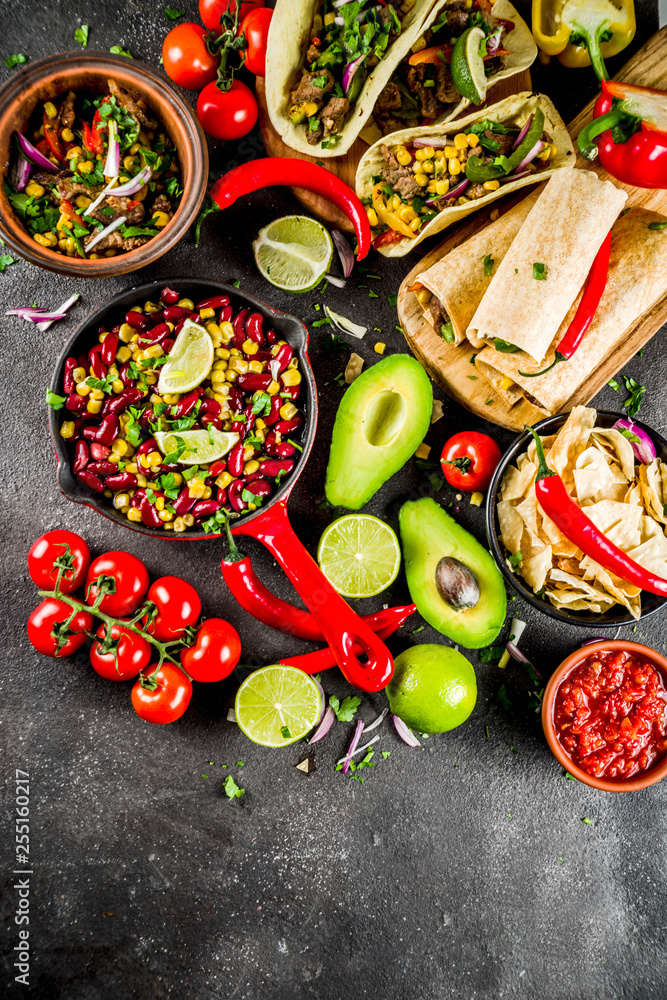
264 0 439 158
474 207 667 414
359 0 538 146
356 91 575 257
468 169 628 363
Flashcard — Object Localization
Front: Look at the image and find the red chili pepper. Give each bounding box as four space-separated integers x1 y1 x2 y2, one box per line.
280 613 415 674
372 229 403 250
577 79 667 189
82 121 104 156
527 427 667 597
210 158 371 260
518 231 612 378
43 109 63 162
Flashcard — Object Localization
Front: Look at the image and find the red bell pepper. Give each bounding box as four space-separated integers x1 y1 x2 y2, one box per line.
577 79 667 189
43 109 63 162
83 121 104 156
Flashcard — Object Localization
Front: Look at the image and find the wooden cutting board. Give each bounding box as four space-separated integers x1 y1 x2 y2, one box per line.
397 26 667 431
256 69 532 232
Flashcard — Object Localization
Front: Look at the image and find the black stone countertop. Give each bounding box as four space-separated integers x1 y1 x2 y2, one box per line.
1 3 666 998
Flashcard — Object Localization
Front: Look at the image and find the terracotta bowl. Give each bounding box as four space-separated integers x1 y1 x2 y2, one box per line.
542 640 667 793
0 52 208 277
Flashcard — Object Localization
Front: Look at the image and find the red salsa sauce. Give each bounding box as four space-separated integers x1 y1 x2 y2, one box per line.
554 648 667 781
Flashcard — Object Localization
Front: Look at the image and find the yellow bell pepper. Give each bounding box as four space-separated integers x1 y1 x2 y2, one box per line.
372 183 415 240
532 0 635 81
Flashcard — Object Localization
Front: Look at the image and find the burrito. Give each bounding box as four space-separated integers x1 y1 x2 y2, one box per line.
360 0 538 145
355 91 574 257
467 169 627 362
474 208 667 415
265 0 440 158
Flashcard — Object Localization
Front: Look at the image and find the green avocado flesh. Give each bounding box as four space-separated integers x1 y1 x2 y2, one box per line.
399 497 506 649
325 354 433 509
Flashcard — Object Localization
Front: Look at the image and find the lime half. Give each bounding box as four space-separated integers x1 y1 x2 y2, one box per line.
157 318 214 395
253 215 333 293
317 514 401 599
154 426 239 466
235 665 324 748
450 26 488 106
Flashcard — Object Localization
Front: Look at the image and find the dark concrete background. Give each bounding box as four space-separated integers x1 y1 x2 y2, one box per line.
1 2 666 998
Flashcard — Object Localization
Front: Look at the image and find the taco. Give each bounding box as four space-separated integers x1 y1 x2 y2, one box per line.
360 0 538 145
265 0 441 158
355 91 575 257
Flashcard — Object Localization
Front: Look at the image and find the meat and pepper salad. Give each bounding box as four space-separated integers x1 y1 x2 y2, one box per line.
6 79 182 258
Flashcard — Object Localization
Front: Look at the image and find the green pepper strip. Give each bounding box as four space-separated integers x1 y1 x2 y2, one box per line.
465 108 545 184
577 105 640 160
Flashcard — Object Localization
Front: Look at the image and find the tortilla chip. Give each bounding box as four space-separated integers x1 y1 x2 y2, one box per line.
500 462 536 502
497 500 524 557
591 428 636 481
522 545 553 593
639 460 667 525
573 446 616 504
581 499 643 536
549 406 597 481
515 494 540 536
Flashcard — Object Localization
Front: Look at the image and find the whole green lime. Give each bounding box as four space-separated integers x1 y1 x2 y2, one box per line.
387 644 477 733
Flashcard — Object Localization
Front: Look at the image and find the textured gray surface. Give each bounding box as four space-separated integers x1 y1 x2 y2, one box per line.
1 2 666 998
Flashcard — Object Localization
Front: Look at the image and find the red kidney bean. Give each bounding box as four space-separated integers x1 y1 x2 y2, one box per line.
156 463 179 476
111 324 122 335
141 497 164 529
236 372 272 392
107 387 144 415
162 337 175 353
264 429 279 456
275 441 297 459
191 499 222 519
90 442 111 461
263 395 282 426
228 479 247 512
149 309 164 324
244 478 272 500
88 344 107 380
227 386 244 411
209 459 226 476
280 382 302 401
197 295 230 311
245 312 264 346
266 329 277 345
275 415 303 435
172 489 197 515
216 487 228 505
65 394 87 414
160 286 180 305
201 415 223 431
125 310 151 331
136 437 158 456
163 305 193 323
63 357 77 395
232 308 250 348
105 472 138 491
73 439 89 473
169 389 200 419
272 343 293 373
119 362 135 387
82 425 100 441
101 333 119 366
259 458 294 478
253 349 272 364
86 460 116 477
227 441 245 478
96 413 120 446
137 323 169 346
199 398 222 416
241 470 263 485
220 305 233 323
76 469 104 493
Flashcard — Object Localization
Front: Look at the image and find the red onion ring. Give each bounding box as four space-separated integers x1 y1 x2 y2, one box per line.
308 705 335 744
612 418 656 465
392 714 421 747
342 719 364 773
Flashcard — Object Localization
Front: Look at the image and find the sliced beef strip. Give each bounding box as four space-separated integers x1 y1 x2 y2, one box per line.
152 194 172 215
376 81 402 112
468 183 487 200
380 144 421 200
435 64 461 106
60 91 76 129
85 229 123 251
445 9 470 33
320 97 349 139
107 78 158 129
485 129 517 156
406 65 439 119
87 195 145 226
292 69 334 105
122 236 150 251
306 43 321 64
57 173 104 201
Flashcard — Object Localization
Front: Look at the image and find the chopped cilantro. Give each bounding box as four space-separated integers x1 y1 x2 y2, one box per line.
648 220 667 231
621 375 645 417
110 45 133 57
482 253 494 276
388 293 398 307
582 817 594 825
74 25 89 46
162 435 188 464
480 645 504 662
0 255 15 272
329 695 361 722
565 772 576 781
222 775 244 800
312 317 332 328
164 7 185 19
532 262 547 281
280 726 291 739
46 388 66 410
497 684 511 711
381 751 390 759
509 550 523 569
4 53 27 69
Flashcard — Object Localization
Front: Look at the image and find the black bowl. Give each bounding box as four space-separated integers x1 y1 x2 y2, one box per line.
48 278 318 540
485 410 667 627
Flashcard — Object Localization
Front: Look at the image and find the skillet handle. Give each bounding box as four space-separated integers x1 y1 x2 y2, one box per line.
233 501 394 692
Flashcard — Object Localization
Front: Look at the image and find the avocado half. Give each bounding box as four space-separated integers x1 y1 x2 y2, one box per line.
325 354 433 509
399 497 506 649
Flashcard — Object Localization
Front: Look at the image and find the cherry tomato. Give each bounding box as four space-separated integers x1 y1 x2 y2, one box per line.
180 618 241 682
90 621 152 682
196 79 258 140
162 23 219 91
440 432 503 493
144 576 201 642
199 0 264 34
131 663 193 724
28 530 90 595
85 551 149 618
27 598 93 658
239 7 273 76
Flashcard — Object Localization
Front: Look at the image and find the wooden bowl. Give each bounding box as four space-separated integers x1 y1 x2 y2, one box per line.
0 51 208 277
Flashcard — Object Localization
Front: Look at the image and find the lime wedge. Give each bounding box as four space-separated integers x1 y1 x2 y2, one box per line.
253 215 333 293
317 514 401 599
450 26 488 106
154 426 239 466
235 665 324 748
157 318 214 394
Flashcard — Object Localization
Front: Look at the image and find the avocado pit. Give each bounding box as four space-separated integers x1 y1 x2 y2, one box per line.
435 556 480 611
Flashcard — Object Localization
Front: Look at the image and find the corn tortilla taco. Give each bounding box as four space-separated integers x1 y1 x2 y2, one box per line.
355 91 574 257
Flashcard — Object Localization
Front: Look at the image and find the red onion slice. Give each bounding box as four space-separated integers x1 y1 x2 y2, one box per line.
309 705 335 744
37 293 80 331
363 708 388 734
343 53 367 95
85 165 152 217
393 714 421 747
85 215 127 254
425 178 469 208
7 306 67 322
103 120 120 179
325 273 347 289
512 114 533 150
332 230 354 278
612 418 656 465
413 137 449 149
16 131 58 173
336 736 379 764
11 149 32 192
513 140 545 175
506 641 530 664
342 719 364 773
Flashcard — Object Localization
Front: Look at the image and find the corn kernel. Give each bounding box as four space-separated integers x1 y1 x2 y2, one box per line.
411 34 426 53
188 479 206 499
219 321 234 344
115 346 132 366
152 211 170 228
281 368 302 387
409 216 421 232
202 485 212 500
415 442 431 460
147 451 162 467
212 370 227 385
434 148 445 160
243 460 260 476
391 193 402 211
469 492 484 507
248 359 264 373
59 126 75 143
414 147 430 161
538 145 552 161
183 513 195 527
76 382 91 396
65 145 82 160
374 342 386 355
243 443 255 462
44 101 58 119
466 133 479 147
33 232 56 247
256 417 266 431
136 473 148 488
60 421 75 440
398 205 417 222
114 493 131 510
396 147 412 167
87 398 103 414
144 344 164 360
228 356 249 374
448 158 461 176
435 179 450 197
302 101 319 118
112 438 134 458
214 391 230 405
422 159 435 174
75 194 91 209
88 387 105 401
483 179 500 192
415 288 430 305
173 517 186 533
366 207 379 227
324 10 336 25
414 172 429 187
215 347 231 361
124 462 138 474
72 366 87 384
457 196 469 205
154 496 166 511
444 145 458 158
78 160 94 174
199 308 216 322
118 323 134 342
127 508 143 523
216 471 234 490
163 522 174 531
177 298 194 311
212 359 228 371
25 180 45 198
267 380 280 396
163 393 181 404
279 402 298 421
158 509 174 522
427 181 438 194
454 133 468 150
172 473 183 486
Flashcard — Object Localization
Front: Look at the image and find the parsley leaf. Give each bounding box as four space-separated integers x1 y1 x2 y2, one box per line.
648 220 667 231
388 293 398 307
250 392 272 416
329 695 362 722
164 7 185 20
532 262 547 281
45 388 66 410
74 25 89 46
4 53 27 69
0 254 16 272
163 435 188 464
621 375 645 418
479 645 504 662
194 196 221 247
110 45 133 58
222 775 245 800
483 253 494 276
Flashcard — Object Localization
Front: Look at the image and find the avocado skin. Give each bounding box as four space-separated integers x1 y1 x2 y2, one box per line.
325 354 432 510
399 497 506 649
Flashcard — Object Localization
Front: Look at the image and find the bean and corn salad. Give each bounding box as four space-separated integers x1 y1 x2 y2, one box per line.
5 80 182 259
52 288 304 534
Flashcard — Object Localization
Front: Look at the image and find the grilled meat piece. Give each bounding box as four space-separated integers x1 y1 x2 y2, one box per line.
320 96 349 139
86 229 123 251
123 236 150 251
306 42 321 64
446 8 470 33
406 64 439 119
292 69 334 106
56 173 104 201
107 78 158 129
88 195 145 226
485 129 517 155
380 144 421 200
376 81 403 112
60 91 76 129
435 64 461 106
